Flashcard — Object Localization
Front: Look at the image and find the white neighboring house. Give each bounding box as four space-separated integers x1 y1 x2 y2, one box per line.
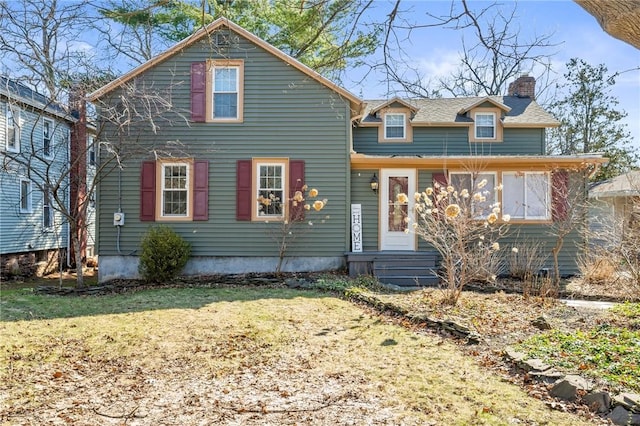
588 170 640 243
0 76 95 277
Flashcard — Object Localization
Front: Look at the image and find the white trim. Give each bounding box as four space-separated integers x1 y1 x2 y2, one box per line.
380 169 416 251
255 160 286 219
43 117 54 158
502 171 551 220
474 112 496 139
19 178 32 213
6 104 20 153
43 186 53 229
211 64 240 120
384 113 406 139
160 162 190 218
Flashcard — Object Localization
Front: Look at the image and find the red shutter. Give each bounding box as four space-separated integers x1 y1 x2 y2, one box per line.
193 160 209 221
236 160 252 221
140 161 156 221
432 172 448 191
191 62 206 122
552 169 569 222
289 160 305 221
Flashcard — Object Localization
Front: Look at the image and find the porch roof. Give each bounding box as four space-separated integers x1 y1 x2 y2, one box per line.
350 153 608 170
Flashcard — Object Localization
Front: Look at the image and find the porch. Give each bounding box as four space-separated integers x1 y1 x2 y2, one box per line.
346 251 440 287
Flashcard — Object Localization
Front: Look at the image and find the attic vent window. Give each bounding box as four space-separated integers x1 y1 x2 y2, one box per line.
215 32 238 48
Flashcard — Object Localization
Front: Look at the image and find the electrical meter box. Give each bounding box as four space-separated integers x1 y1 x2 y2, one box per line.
113 212 125 226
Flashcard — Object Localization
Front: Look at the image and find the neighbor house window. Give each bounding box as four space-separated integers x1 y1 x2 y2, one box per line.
475 113 496 139
20 179 32 213
254 159 288 220
208 60 244 121
43 186 53 228
88 135 96 166
43 118 54 158
385 113 406 139
449 172 496 216
502 172 550 220
6 105 20 152
160 162 191 218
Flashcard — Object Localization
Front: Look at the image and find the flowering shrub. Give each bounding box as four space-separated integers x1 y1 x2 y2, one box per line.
407 177 511 305
258 183 329 273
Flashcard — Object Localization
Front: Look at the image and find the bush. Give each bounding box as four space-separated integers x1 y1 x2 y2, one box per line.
139 225 191 283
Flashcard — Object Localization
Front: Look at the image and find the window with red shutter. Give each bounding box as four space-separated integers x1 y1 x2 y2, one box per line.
191 62 206 122
140 161 156 221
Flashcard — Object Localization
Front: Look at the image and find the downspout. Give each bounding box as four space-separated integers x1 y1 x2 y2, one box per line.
66 126 72 268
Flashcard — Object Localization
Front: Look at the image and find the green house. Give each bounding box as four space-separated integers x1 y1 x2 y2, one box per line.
90 19 605 284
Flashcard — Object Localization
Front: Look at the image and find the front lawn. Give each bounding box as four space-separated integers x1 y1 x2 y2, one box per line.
0 286 595 425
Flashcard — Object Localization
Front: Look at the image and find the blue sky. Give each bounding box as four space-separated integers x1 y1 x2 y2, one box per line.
343 0 640 151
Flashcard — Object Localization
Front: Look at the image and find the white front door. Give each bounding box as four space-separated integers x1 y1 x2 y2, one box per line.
380 169 416 251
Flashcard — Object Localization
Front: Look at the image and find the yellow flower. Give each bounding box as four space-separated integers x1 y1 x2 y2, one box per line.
293 191 304 202
414 192 422 201
313 200 325 211
304 204 311 210
445 204 461 219
258 196 271 206
397 193 409 204
512 247 519 253
477 179 488 189
473 192 483 201
309 188 318 198
460 188 469 198
447 185 454 193
487 212 498 224
491 242 500 251
502 214 511 222
301 184 308 191
425 187 434 196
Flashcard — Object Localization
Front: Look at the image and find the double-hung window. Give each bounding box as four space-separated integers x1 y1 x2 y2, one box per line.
502 172 550 220
43 118 54 158
475 113 496 139
256 161 286 219
161 162 190 218
6 105 20 152
20 179 32 213
211 60 243 121
43 186 53 229
384 113 406 139
88 136 96 166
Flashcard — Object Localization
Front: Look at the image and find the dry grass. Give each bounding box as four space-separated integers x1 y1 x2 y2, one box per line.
0 287 598 425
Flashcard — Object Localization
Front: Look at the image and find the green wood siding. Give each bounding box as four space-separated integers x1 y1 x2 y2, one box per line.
353 127 545 156
96 34 351 258
349 170 380 251
0 100 70 254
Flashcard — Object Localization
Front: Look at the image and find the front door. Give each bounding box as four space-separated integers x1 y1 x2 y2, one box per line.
380 169 416 251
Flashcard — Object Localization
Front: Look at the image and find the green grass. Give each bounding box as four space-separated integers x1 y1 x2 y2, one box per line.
516 305 640 392
0 286 593 425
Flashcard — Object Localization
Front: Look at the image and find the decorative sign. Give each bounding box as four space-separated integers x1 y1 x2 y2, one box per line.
351 204 363 253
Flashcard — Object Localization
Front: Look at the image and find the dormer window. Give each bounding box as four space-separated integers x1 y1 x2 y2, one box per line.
385 113 406 139
475 113 496 139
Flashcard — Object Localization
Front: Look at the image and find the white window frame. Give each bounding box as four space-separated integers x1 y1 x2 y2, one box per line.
88 135 96 166
6 105 20 153
160 162 190 218
20 179 32 213
384 113 406 139
502 171 551 220
255 160 287 220
212 64 240 120
43 117 54 158
474 112 496 140
43 186 53 229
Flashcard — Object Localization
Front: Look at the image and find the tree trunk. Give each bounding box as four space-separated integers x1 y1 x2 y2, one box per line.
575 0 640 49
70 225 85 288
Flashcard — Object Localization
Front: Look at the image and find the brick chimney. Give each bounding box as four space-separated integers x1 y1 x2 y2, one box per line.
508 74 536 99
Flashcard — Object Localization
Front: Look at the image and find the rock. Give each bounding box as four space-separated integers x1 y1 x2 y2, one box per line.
583 391 611 413
608 406 640 425
613 393 640 413
531 315 552 330
504 346 527 362
520 358 551 372
528 369 565 384
550 375 592 401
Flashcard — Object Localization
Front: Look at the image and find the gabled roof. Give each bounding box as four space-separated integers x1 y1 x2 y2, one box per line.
88 18 363 117
369 97 419 114
360 96 559 127
589 170 640 198
0 76 73 121
457 96 511 114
